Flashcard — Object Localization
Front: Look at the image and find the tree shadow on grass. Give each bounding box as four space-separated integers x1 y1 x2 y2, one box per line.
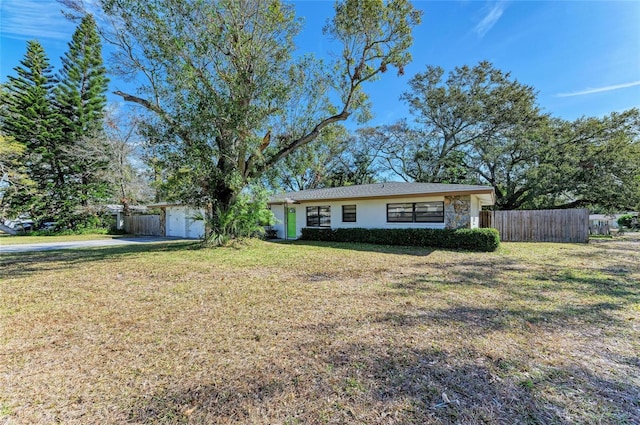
373 301 625 336
125 370 291 424
449 264 639 303
120 345 548 424
529 270 640 302
280 239 437 257
386 252 638 314
120 332 638 424
115 254 638 424
585 243 640 259
317 343 562 424
318 313 638 423
387 275 636 337
0 241 199 280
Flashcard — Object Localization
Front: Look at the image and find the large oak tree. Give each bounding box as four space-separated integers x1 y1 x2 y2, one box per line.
376 61 640 210
73 0 421 239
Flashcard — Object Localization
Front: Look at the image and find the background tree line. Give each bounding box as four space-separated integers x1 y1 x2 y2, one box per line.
270 62 640 212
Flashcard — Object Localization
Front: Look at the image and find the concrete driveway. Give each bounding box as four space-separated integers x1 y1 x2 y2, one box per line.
0 236 194 253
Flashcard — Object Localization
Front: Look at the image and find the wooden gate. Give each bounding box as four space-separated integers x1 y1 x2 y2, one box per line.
481 209 589 243
124 215 162 236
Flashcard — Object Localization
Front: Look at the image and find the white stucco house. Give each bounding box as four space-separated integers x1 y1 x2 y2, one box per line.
267 182 495 240
588 212 638 234
147 203 206 239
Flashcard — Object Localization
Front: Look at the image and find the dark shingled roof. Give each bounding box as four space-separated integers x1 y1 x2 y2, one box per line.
268 182 495 204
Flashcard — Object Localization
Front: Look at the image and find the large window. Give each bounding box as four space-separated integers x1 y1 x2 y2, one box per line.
387 203 413 222
387 202 444 223
414 202 445 222
306 206 331 227
342 205 356 222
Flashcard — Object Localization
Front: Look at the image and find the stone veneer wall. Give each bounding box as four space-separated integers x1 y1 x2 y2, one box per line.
444 195 471 229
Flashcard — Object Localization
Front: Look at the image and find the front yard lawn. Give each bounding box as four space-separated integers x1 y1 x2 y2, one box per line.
1 237 638 424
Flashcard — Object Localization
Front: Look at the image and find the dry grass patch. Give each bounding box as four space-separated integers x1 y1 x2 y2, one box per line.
1 237 638 424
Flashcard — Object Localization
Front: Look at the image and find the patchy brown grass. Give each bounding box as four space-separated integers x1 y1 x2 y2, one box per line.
1 236 638 424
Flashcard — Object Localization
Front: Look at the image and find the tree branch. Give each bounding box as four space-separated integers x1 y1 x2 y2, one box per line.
252 110 351 177
112 90 191 145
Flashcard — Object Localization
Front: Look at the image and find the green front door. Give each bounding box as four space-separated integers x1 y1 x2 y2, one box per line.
287 207 296 239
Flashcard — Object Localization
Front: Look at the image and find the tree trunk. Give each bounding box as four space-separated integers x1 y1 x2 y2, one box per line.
205 180 238 240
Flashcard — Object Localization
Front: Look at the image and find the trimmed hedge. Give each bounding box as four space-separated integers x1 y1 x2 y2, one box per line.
300 227 500 252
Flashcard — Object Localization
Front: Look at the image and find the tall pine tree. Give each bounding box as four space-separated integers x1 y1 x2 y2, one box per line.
2 40 66 219
56 14 110 207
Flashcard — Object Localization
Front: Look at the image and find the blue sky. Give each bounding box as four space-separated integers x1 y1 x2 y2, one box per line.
1 0 639 126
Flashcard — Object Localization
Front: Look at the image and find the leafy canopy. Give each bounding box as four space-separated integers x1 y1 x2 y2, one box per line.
371 61 640 211
77 0 422 241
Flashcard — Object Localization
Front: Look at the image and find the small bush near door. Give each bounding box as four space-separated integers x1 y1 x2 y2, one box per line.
300 227 500 252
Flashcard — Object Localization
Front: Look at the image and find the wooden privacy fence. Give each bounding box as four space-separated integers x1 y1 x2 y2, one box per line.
480 209 589 243
124 215 162 236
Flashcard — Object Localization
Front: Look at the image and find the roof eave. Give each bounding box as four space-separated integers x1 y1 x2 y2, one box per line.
268 188 496 205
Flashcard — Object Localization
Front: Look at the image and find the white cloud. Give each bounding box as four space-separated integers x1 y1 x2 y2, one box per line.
0 0 74 41
556 80 640 97
475 2 506 38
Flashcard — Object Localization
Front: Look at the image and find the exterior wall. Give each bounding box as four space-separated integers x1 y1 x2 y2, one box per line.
444 195 471 229
269 194 485 239
288 196 447 239
270 204 286 238
165 206 205 239
470 196 480 229
330 196 448 231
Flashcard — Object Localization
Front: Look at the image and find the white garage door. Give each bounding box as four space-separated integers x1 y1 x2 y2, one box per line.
166 207 187 237
185 212 205 239
166 207 205 239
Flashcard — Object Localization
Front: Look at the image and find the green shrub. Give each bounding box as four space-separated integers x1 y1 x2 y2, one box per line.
300 227 500 252
200 189 276 246
617 214 638 229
